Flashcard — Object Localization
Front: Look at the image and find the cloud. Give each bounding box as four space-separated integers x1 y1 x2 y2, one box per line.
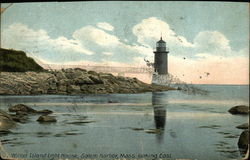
73 25 120 47
102 51 114 56
132 17 194 48
193 31 232 56
97 22 114 31
2 23 94 62
72 25 154 63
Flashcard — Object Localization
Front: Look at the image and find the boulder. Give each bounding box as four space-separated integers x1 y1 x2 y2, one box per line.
36 109 53 115
238 130 249 150
37 115 57 123
0 109 16 130
236 123 249 130
46 76 58 84
58 79 71 86
16 111 28 116
47 82 58 94
10 114 28 123
67 85 81 93
74 77 94 85
30 88 44 94
9 104 37 113
0 109 12 120
228 105 249 115
64 69 84 79
80 85 89 91
9 104 53 115
74 68 87 72
54 71 67 79
117 76 127 81
89 75 104 84
57 85 67 93
8 110 30 123
87 70 98 75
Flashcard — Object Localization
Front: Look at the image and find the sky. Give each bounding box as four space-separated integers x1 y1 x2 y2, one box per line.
1 1 249 84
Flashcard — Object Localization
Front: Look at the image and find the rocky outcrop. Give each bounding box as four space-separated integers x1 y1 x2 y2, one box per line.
228 105 249 115
1 107 31 131
236 123 249 130
0 68 174 95
37 115 57 123
7 104 53 123
8 104 53 115
0 109 16 131
9 104 36 113
238 130 249 151
10 114 29 123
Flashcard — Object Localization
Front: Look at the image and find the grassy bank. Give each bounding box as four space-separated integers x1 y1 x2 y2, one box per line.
0 48 44 72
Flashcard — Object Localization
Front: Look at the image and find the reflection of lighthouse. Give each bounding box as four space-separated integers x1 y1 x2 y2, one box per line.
152 37 170 85
152 92 167 142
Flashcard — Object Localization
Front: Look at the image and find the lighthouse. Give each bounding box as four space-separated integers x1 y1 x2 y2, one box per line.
152 37 169 85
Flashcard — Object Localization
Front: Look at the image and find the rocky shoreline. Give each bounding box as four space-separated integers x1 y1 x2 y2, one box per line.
0 68 174 95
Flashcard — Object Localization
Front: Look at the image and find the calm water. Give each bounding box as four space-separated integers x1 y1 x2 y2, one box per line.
0 85 249 160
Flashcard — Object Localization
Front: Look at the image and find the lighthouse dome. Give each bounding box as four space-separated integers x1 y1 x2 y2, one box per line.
156 37 166 50
157 38 166 44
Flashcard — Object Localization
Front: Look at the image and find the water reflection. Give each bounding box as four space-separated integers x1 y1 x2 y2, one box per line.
152 92 167 143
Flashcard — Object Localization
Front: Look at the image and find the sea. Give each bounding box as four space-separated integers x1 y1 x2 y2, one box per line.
0 84 249 160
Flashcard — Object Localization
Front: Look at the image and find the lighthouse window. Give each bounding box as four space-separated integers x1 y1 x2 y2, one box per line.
157 43 165 47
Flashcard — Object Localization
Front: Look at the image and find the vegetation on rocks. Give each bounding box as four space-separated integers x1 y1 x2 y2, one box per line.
0 48 44 72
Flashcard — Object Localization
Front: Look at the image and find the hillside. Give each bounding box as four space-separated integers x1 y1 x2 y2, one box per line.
0 48 44 72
